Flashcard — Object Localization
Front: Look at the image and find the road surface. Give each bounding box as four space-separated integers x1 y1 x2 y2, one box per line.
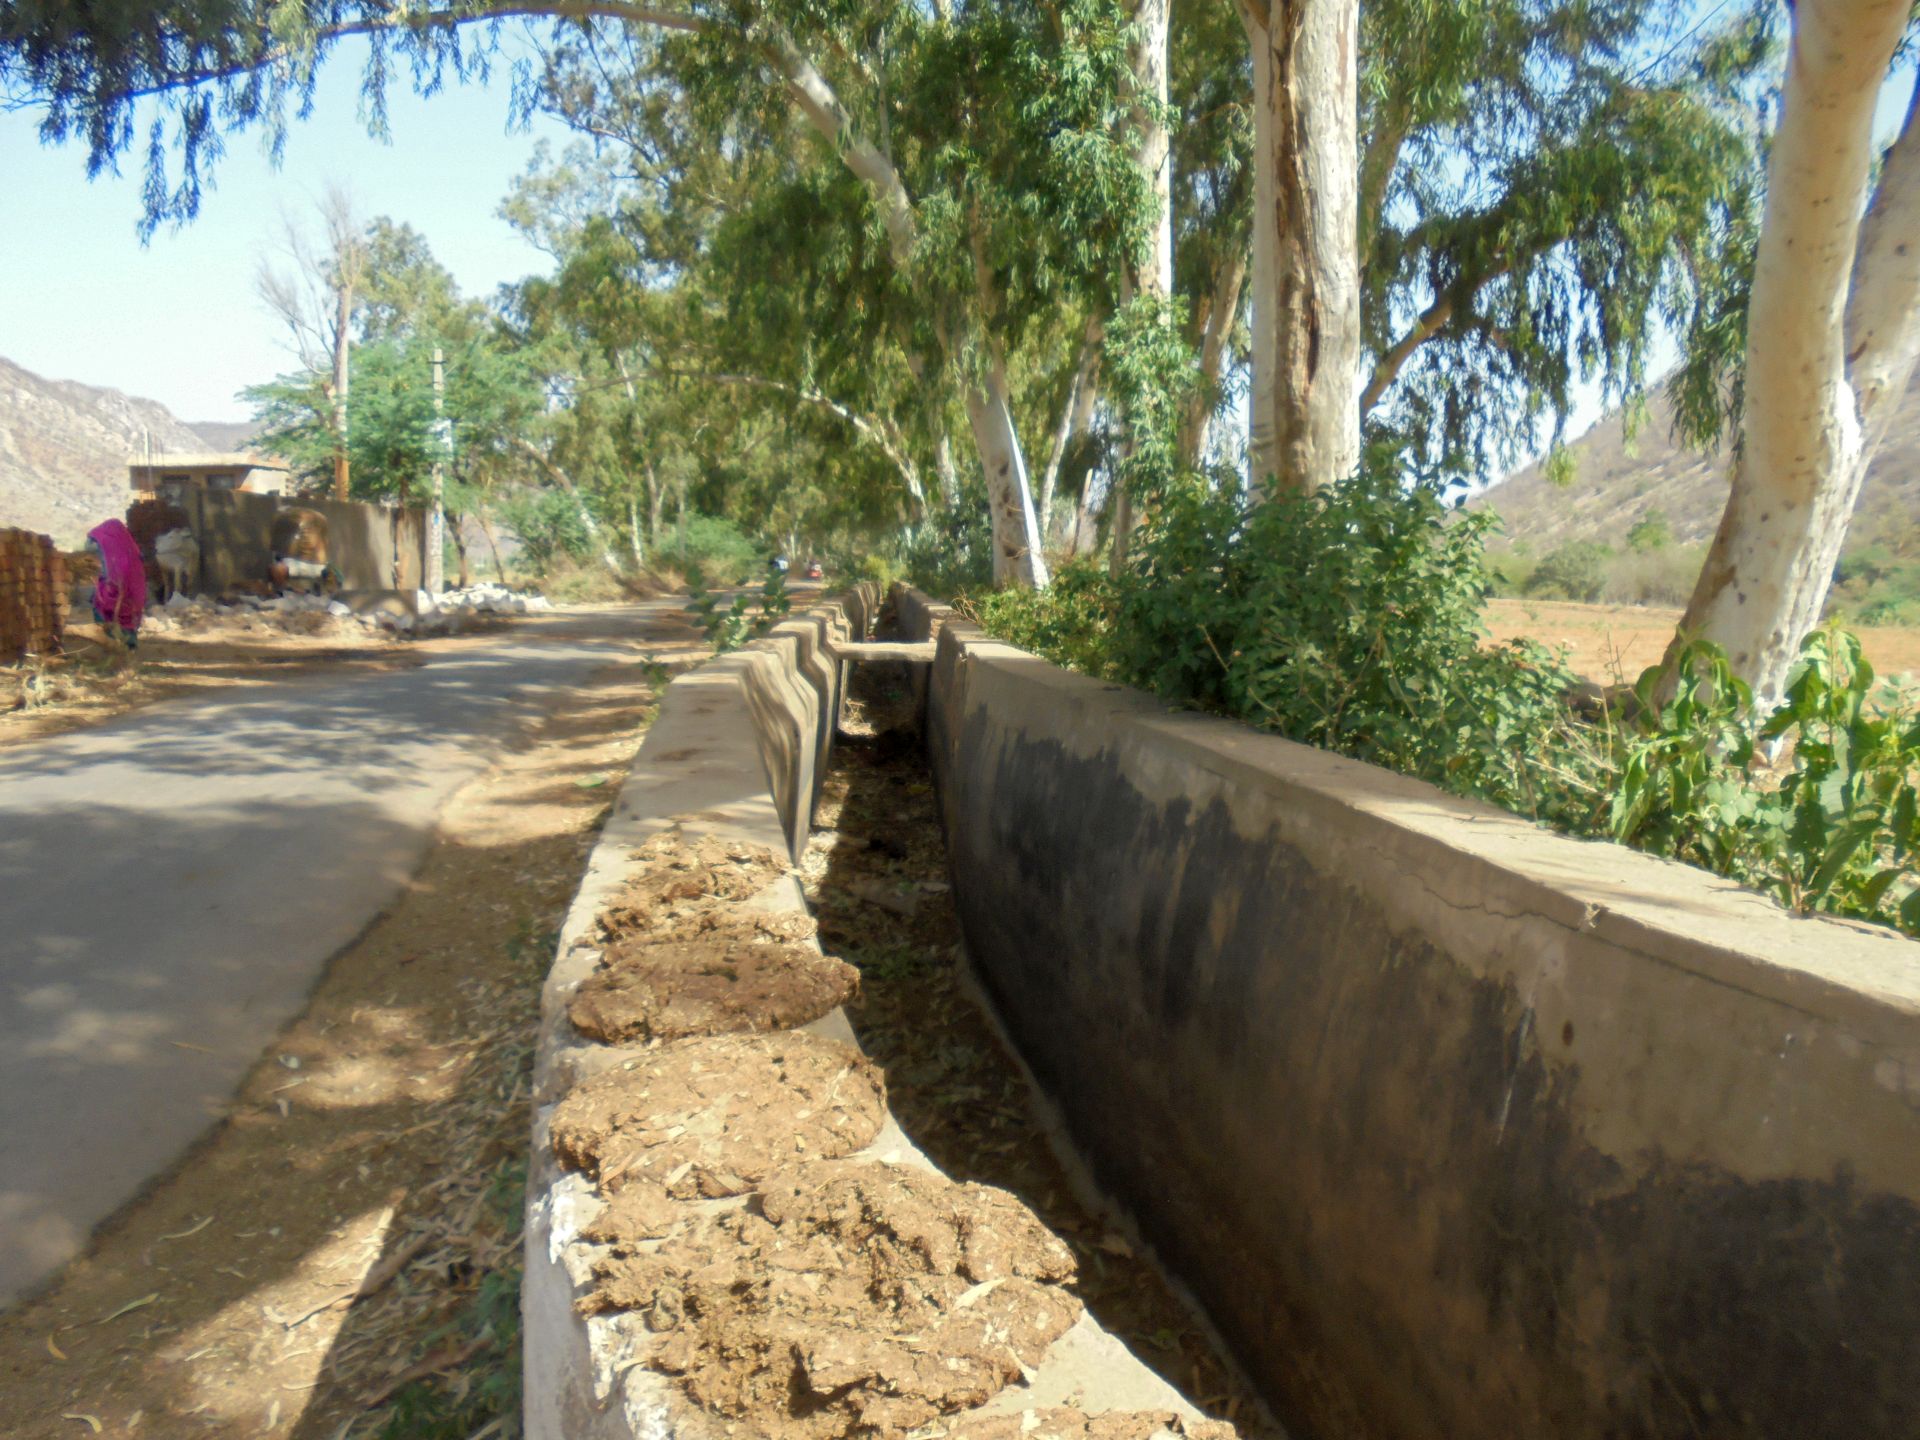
0 606 665 1306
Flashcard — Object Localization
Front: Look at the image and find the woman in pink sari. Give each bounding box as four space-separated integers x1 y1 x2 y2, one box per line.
88 518 147 649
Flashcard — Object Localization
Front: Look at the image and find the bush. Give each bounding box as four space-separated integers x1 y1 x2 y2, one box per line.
973 464 1591 825
1626 509 1672 552
970 464 1920 939
1524 540 1613 602
657 514 764 584
498 490 593 576
1601 544 1705 606
904 513 994 599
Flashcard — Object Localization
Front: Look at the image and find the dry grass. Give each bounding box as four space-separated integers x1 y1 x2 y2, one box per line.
1485 598 1920 686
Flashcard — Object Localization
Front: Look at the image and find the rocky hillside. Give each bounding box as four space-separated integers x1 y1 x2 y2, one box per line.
1478 368 1920 559
0 357 221 547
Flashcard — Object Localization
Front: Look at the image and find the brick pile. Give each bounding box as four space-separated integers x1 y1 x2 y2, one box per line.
0 528 68 659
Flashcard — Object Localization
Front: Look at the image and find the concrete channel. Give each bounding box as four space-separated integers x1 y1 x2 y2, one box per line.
527 582 1920 1440
524 586 1244 1440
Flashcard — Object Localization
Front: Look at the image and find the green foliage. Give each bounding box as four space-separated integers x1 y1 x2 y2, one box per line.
1358 0 1773 480
1606 630 1920 930
685 566 789 654
1626 508 1671 552
1832 544 1920 626
1608 641 1766 874
1758 633 1920 926
499 489 592 576
1486 539 1705 607
904 512 995 600
976 461 1589 823
975 468 1920 941
1524 540 1613 602
658 514 763 583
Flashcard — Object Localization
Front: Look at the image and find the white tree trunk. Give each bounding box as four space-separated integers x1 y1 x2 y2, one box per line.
1107 0 1174 574
1673 0 1920 707
933 433 960 511
1237 0 1361 497
332 277 352 501
963 359 1050 589
1039 320 1102 539
1181 246 1247 466
1130 0 1175 299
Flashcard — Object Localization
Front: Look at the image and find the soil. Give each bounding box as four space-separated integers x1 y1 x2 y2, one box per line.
596 831 798 931
0 604 709 1439
1485 597 1920 685
587 1161 1083 1438
548 1032 889 1198
0 606 440 749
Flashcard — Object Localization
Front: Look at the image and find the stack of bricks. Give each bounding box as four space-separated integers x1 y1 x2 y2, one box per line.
0 528 68 660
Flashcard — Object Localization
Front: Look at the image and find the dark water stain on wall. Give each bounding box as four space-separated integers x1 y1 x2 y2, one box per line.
931 690 1920 1440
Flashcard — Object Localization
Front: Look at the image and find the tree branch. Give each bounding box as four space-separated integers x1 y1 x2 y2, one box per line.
1360 292 1453 415
1845 67 1920 447
103 2 705 105
675 370 925 505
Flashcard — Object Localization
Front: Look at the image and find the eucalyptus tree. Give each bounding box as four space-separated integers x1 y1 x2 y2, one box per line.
1231 0 1361 497
3 0 1153 587
1355 0 1771 482
255 186 367 499
245 210 546 581
1665 1 1920 706
1170 0 1252 470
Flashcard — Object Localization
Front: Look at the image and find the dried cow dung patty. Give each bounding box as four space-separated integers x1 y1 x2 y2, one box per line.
587 1161 1084 1439
929 1410 1240 1440
569 927 859 1043
598 830 791 940
548 1032 885 1199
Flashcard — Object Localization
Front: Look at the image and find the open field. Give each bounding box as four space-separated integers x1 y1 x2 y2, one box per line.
1484 598 1920 687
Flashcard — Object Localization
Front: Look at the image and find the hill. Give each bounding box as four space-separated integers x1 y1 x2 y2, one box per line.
1479 367 1920 558
186 419 262 453
0 358 236 547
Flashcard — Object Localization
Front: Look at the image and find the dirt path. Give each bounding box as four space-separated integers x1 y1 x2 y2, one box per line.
0 611 432 750
0 626 706 1440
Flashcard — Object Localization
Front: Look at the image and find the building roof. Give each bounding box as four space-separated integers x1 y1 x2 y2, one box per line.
127 453 291 472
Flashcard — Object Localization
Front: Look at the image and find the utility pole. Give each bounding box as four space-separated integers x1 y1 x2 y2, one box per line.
427 346 448 595
333 281 352 500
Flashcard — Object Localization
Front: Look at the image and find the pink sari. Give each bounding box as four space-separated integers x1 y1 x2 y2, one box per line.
89 519 147 632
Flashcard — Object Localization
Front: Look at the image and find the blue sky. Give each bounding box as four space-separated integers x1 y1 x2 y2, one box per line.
0 34 575 423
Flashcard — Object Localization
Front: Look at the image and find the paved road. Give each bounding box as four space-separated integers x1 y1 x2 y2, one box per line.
0 606 664 1306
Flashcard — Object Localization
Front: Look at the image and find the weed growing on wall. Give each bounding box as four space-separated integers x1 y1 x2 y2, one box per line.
687 567 791 653
969 465 1920 937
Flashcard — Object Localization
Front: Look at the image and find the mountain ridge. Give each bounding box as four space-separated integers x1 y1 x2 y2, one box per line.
1477 368 1920 562
0 357 256 547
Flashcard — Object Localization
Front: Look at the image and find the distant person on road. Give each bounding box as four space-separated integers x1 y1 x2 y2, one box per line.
88 518 147 650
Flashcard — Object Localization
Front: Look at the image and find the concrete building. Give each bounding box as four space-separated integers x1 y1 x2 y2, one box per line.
128 453 292 500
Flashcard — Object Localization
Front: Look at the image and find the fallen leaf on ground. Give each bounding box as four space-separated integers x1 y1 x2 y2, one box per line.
95 1293 158 1324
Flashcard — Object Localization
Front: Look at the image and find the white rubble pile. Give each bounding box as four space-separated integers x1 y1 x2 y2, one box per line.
140 583 552 639
422 583 554 617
